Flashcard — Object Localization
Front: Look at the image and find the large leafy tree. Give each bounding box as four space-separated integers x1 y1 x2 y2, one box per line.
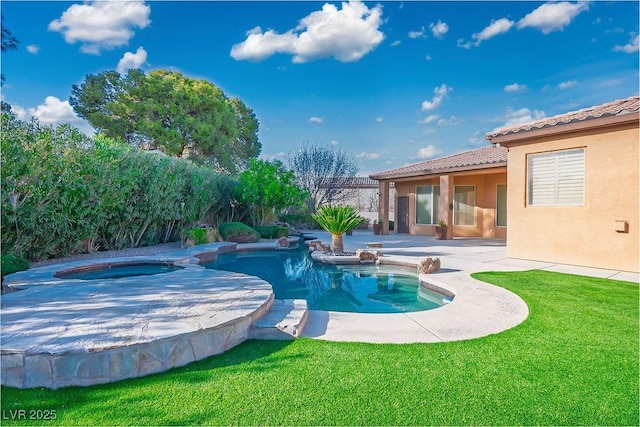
69 69 260 172
236 159 308 226
1 16 19 86
285 143 359 208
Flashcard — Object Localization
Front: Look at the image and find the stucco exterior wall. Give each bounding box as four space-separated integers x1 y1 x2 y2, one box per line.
505 124 639 272
393 170 507 238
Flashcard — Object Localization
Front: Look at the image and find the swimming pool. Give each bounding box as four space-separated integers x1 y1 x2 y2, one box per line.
204 247 449 313
53 261 184 280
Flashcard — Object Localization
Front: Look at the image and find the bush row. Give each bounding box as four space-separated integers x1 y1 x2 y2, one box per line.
1 115 246 261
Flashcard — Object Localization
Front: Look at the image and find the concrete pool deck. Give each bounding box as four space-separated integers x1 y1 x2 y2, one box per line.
2 233 637 388
300 231 638 343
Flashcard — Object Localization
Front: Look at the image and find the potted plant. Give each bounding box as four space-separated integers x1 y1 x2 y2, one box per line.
435 219 448 240
373 220 382 235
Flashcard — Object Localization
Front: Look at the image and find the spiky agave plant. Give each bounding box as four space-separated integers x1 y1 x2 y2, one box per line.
312 205 363 254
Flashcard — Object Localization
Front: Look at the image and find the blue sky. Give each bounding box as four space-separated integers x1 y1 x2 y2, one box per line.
2 1 638 176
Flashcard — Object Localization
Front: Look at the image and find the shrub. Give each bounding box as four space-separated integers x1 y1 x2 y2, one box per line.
218 222 260 243
1 254 29 277
186 228 219 245
389 220 395 231
0 115 239 261
253 225 289 239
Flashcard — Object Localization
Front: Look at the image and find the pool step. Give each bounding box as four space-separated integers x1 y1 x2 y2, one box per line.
249 299 308 340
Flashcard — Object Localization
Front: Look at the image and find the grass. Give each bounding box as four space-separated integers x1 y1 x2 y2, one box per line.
1 270 638 426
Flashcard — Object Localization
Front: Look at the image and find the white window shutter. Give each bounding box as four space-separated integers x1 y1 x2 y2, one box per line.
528 149 584 206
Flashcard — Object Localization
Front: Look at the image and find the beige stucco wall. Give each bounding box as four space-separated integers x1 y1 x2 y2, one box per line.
393 169 507 238
505 124 639 272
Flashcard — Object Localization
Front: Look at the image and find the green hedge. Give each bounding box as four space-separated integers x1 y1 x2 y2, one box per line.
253 225 289 239
1 115 245 261
218 222 260 243
1 254 29 277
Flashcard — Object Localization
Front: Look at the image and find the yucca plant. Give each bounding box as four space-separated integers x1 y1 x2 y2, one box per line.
312 205 363 254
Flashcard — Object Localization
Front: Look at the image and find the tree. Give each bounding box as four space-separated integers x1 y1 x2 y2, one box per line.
1 16 19 85
235 159 308 226
312 205 363 254
69 69 260 172
229 97 261 171
286 143 359 208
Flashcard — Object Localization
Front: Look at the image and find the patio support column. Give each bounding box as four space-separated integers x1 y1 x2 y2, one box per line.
378 180 390 234
439 175 454 239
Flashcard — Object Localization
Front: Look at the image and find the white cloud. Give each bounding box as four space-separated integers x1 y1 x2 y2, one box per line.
419 114 440 125
518 1 589 34
421 84 451 111
375 117 383 123
48 1 151 54
391 40 401 47
408 26 425 39
425 55 432 61
430 20 449 39
558 80 578 89
230 0 384 63
309 116 324 124
437 116 458 126
26 45 40 54
414 145 442 159
614 34 640 53
468 130 484 146
498 106 546 128
117 47 147 74
356 151 383 160
459 18 514 48
504 83 527 93
330 140 339 146
594 78 623 88
12 96 95 136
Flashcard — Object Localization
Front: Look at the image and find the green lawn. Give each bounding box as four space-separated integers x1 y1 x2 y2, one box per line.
2 270 638 426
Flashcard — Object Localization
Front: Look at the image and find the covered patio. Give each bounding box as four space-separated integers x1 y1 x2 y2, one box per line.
370 146 508 239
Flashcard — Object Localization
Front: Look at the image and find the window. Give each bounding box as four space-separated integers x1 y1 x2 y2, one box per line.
416 185 440 224
496 184 507 227
454 186 475 226
528 148 584 206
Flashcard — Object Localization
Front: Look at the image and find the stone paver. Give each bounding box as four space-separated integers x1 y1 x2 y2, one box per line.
1 246 274 389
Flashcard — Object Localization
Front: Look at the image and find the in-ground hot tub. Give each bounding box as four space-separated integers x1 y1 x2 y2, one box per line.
53 260 185 281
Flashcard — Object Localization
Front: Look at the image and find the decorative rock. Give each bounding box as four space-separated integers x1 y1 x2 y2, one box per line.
417 257 441 274
275 236 290 248
308 240 331 253
355 249 378 263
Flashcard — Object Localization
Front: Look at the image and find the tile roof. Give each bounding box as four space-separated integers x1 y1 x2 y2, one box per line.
320 177 394 188
369 145 507 180
486 96 640 140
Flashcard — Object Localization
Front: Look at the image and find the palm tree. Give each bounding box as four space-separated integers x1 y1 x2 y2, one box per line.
312 205 363 254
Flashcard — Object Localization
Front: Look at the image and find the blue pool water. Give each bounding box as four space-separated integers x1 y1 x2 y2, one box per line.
55 262 184 280
204 247 447 313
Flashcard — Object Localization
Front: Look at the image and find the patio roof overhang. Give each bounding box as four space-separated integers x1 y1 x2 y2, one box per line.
370 162 507 182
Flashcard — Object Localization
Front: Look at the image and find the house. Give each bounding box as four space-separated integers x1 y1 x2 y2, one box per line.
320 177 395 225
486 96 639 273
369 145 508 238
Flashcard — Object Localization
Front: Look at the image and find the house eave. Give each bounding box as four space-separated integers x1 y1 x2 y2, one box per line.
486 113 639 147
369 162 507 181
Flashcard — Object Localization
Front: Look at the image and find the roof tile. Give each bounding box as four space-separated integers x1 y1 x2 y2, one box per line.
370 145 507 180
486 96 640 139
